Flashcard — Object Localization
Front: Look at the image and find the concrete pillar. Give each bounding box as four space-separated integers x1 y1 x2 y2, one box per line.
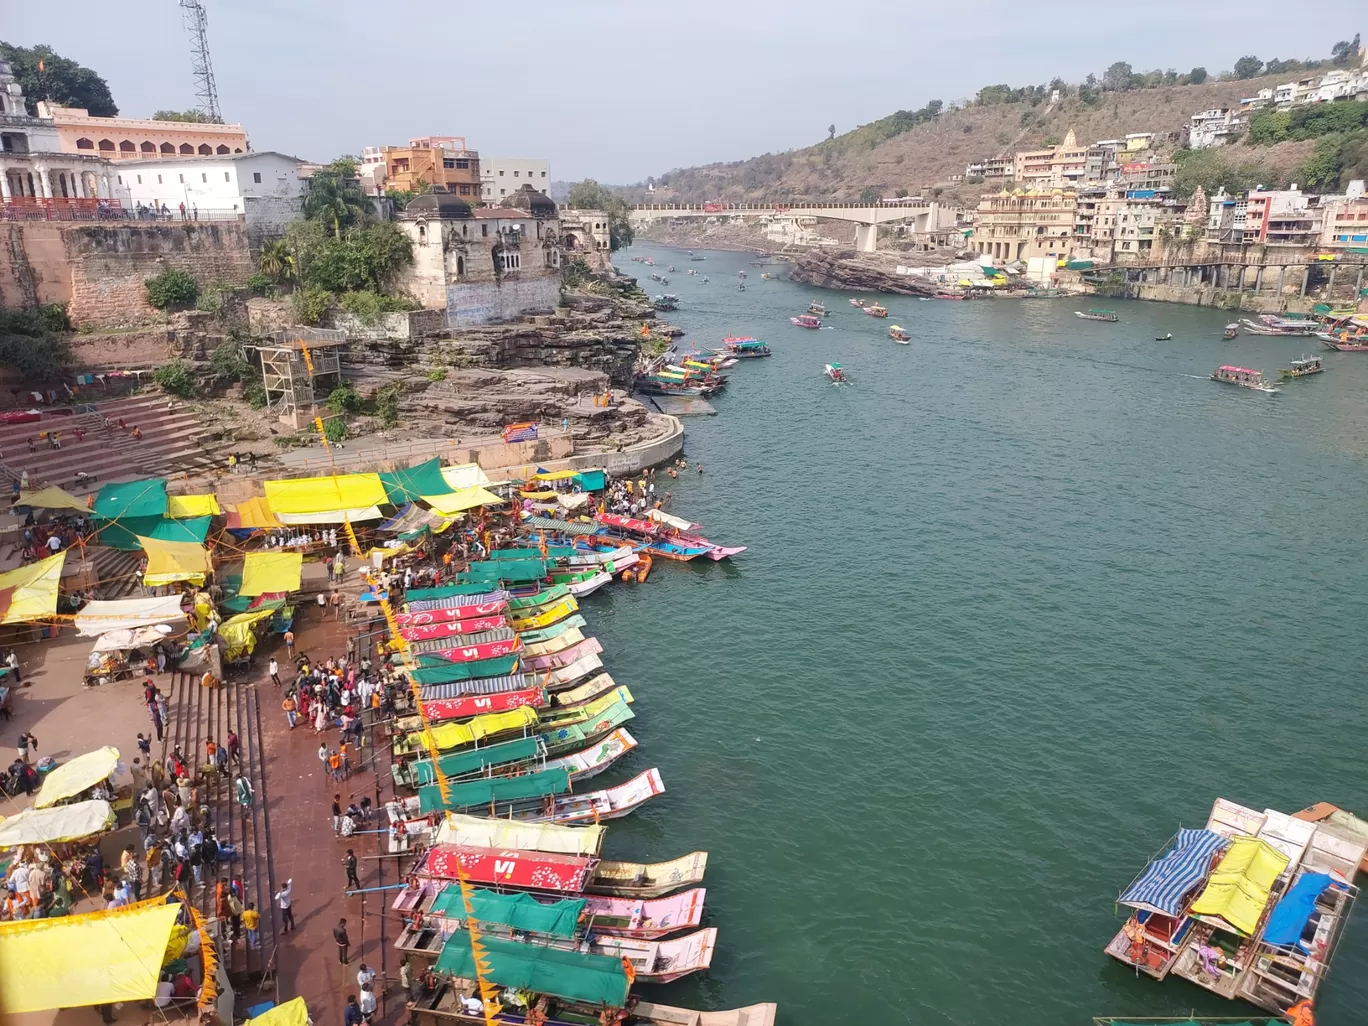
1327 266 1337 298
1237 265 1246 293
854 223 877 254
0 172 10 202
36 166 52 198
1277 265 1286 294
1254 266 1263 292
1356 265 1365 299
1300 266 1309 297
73 172 85 199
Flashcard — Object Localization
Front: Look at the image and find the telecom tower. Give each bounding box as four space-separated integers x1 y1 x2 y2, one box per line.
179 0 222 123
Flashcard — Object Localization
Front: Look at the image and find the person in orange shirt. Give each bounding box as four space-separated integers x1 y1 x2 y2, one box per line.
339 741 351 779
327 750 342 782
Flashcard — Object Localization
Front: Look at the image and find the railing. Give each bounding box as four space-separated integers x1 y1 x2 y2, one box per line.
0 198 243 223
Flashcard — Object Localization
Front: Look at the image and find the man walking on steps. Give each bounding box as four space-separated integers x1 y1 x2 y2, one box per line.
345 849 361 892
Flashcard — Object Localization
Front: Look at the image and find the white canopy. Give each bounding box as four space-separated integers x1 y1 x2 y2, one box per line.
646 508 698 532
74 596 187 637
91 625 174 654
0 800 114 847
274 506 384 525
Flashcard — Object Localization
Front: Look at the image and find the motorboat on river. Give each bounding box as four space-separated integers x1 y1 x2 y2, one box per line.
790 314 821 329
1279 356 1324 379
864 304 888 318
808 302 827 316
1211 365 1279 393
889 325 910 343
1075 309 1119 322
824 363 847 384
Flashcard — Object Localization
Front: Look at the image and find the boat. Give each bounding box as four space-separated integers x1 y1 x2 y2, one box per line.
620 553 653 583
519 767 665 826
701 276 709 283
649 272 662 282
1242 314 1319 337
667 265 675 272
723 336 771 358
807 302 827 316
849 298 864 307
543 726 638 782
586 850 709 897
689 254 706 261
790 314 821 329
582 887 707 938
1292 803 1368 874
889 325 910 343
1075 309 1119 322
399 614 508 643
652 294 679 311
659 276 670 285
1210 365 1280 393
933 290 967 300
1317 320 1368 350
408 629 522 664
863 303 888 318
591 928 717 983
760 273 773 280
737 271 747 279
1223 323 1239 339
824 363 847 384
1279 356 1324 379
1155 332 1173 341
522 637 605 672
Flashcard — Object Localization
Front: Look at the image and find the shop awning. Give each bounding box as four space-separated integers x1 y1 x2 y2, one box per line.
167 494 222 518
34 746 121 809
523 515 597 536
574 470 606 492
441 463 493 490
0 799 114 847
422 487 504 516
14 486 88 511
226 496 283 530
91 625 176 654
381 459 452 505
435 932 628 1006
240 551 303 596
378 503 456 536
220 608 274 660
263 473 386 515
534 469 579 482
0 551 66 625
274 506 384 525
74 595 186 636
93 478 168 519
139 537 211 587
0 897 183 1013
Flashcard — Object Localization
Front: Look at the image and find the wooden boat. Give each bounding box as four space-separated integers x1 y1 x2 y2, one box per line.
790 314 821 328
593 928 716 984
723 336 771 358
1211 365 1280 393
545 652 604 689
582 886 707 938
1293 803 1368 873
889 325 910 343
632 1002 777 1026
644 509 746 561
1075 309 1119 322
863 303 888 318
548 672 623 710
587 850 708 898
505 767 665 826
1223 323 1239 339
521 627 586 658
620 553 652 582
849 297 864 307
543 726 638 782
522 637 604 672
409 629 522 663
933 290 967 300
411 845 597 894
399 615 508 643
510 597 580 631
420 685 547 724
1279 356 1324 379
652 294 679 311
1318 330 1368 351
512 615 586 644
538 685 633 727
395 600 507 627
564 568 614 597
824 362 847 384
391 734 547 789
1242 315 1318 337
404 590 509 615
508 585 570 611
807 302 827 316
417 672 543 703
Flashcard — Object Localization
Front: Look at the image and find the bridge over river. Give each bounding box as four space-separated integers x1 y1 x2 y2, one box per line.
628 200 952 252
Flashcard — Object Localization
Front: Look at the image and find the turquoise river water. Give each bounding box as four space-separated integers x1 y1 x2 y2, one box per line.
577 242 1368 1026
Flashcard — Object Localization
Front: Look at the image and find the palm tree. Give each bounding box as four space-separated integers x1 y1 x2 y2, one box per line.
258 239 297 284
303 171 368 237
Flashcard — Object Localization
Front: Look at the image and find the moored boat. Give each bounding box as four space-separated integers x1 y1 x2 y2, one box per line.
889 325 910 343
790 314 821 329
807 301 827 316
863 303 888 318
1223 323 1239 339
824 362 847 383
1075 309 1119 322
1279 355 1324 379
582 886 707 938
652 294 679 311
723 336 771 358
1242 314 1319 337
1210 364 1280 393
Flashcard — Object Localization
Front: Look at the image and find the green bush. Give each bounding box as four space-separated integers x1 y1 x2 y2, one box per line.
374 381 403 427
322 416 347 443
426 367 447 381
338 289 411 325
154 359 198 398
210 339 251 381
291 285 332 326
145 268 199 310
245 273 277 297
243 380 267 408
327 381 362 415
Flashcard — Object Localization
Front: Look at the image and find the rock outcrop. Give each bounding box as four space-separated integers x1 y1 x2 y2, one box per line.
787 251 945 296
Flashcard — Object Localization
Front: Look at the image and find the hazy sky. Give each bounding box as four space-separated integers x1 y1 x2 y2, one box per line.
7 1 1364 183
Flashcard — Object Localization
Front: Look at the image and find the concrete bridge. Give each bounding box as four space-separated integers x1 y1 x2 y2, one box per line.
628 200 949 253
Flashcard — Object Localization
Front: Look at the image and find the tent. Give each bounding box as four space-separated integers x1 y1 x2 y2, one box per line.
0 799 114 847
441 463 493 490
14 486 88 511
1263 872 1334 946
220 608 274 660
434 932 628 1006
96 515 212 552
645 509 697 531
0 897 183 1013
240 551 303 596
167 494 222 518
93 478 168 520
1119 828 1230 915
378 503 456 537
226 496 282 530
34 746 121 809
74 595 187 636
422 487 504 516
380 459 453 505
91 626 176 654
0 551 66 625
573 470 606 492
274 506 384 525
263 473 387 515
139 537 212 587
246 997 310 1026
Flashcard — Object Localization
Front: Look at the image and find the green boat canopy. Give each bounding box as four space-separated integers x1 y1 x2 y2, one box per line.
96 514 213 552
488 547 579 561
434 932 629 1006
430 888 585 939
380 459 452 505
507 585 569 610
417 767 571 814
573 470 606 492
411 737 542 785
462 560 547 584
406 582 505 601
408 655 520 685
93 478 168 520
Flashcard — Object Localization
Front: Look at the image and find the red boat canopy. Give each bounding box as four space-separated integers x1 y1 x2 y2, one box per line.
417 844 596 894
1218 365 1260 375
596 512 658 535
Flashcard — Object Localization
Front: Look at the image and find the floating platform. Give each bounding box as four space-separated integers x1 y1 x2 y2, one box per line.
649 396 717 416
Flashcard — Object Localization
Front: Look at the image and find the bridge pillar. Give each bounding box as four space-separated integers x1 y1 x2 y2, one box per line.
854 223 878 254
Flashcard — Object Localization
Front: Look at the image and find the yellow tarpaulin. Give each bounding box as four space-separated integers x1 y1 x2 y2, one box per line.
16 486 88 511
138 536 211 587
0 898 182 1013
220 608 274 660
519 490 559 501
248 996 310 1026
422 486 504 515
426 706 539 751
1190 836 1290 936
230 496 283 529
510 596 579 631
534 469 579 481
0 799 113 847
34 746 120 809
240 551 303 596
441 463 493 490
264 473 386 515
0 551 66 625
167 494 222 518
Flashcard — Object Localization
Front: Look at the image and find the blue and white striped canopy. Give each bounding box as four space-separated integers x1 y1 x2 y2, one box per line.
1119 828 1229 915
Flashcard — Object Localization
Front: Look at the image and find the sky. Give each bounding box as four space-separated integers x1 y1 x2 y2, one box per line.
6 1 1364 184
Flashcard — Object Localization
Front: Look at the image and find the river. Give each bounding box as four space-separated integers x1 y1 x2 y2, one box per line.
579 242 1368 1025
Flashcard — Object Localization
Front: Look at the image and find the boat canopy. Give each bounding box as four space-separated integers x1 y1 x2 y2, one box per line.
1118 828 1229 914
508 585 570 610
434 932 629 1006
1189 837 1290 935
1218 365 1260 375
418 766 571 814
408 654 521 686
523 515 598 536
409 737 542 785
407 583 507 602
430 887 586 938
646 509 699 532
1262 871 1334 947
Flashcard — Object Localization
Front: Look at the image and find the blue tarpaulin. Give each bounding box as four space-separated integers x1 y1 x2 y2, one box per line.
1262 872 1333 947
1119 828 1229 915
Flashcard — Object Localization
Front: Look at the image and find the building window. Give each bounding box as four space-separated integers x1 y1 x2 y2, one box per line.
224 172 230 182
514 170 519 177
216 145 229 154
455 159 468 169
457 256 465 276
458 184 470 195
157 175 163 184
141 142 156 153
499 170 504 176
161 143 175 154
253 172 261 183
541 171 546 177
234 148 242 153
119 140 136 152
180 143 194 154
418 224 427 244
198 144 212 155
443 159 455 169
500 252 521 271
179 174 185 183
482 224 489 237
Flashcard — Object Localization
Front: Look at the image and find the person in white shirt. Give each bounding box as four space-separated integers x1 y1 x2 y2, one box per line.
274 878 295 932
356 964 375 991
268 658 280 687
358 985 377 1023
46 534 62 554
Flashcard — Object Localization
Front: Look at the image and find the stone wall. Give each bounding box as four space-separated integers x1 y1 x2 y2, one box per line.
0 222 72 308
446 274 562 328
242 195 303 252
329 308 448 340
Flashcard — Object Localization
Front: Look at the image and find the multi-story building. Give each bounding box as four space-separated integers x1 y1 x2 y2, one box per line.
965 157 1013 181
37 101 249 160
109 151 304 216
1189 108 1242 149
1320 180 1368 248
0 60 118 204
1274 77 1319 106
480 158 551 202
557 208 612 268
1085 142 1120 184
1240 88 1275 112
1207 188 1249 243
360 136 481 198
1243 186 1324 246
1012 129 1088 189
1116 161 1175 194
971 188 1078 261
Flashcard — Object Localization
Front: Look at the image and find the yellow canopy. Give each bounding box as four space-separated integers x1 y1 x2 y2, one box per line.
0 551 66 625
240 551 303 596
0 800 114 847
519 490 559 501
534 469 579 481
441 463 493 490
422 486 504 515
0 898 183 1014
263 473 386 515
167 494 222 518
426 706 538 751
230 496 283 529
138 536 211 587
16 485 88 511
34 746 121 809
220 608 274 660
1190 836 1290 936
248 997 310 1026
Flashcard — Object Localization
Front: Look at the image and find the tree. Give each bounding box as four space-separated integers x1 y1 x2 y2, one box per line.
1331 35 1360 65
827 124 836 141
1233 55 1263 79
859 186 882 204
1102 61 1135 91
1187 66 1208 84
152 109 213 122
258 239 297 285
303 158 369 237
0 305 73 383
0 41 117 115
565 179 634 250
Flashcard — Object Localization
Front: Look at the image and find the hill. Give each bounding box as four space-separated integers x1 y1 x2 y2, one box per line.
631 72 1327 206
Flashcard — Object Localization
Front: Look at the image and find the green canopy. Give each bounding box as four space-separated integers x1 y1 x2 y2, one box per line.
406 582 504 601
488 547 578 561
411 737 542 785
96 515 213 552
418 767 570 814
434 932 629 1006
507 586 568 610
574 470 606 492
380 458 452 505
462 560 547 584
409 655 520 685
93 478 168 520
430 888 585 939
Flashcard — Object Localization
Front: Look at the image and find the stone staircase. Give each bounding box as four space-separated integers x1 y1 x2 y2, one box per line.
89 545 145 600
